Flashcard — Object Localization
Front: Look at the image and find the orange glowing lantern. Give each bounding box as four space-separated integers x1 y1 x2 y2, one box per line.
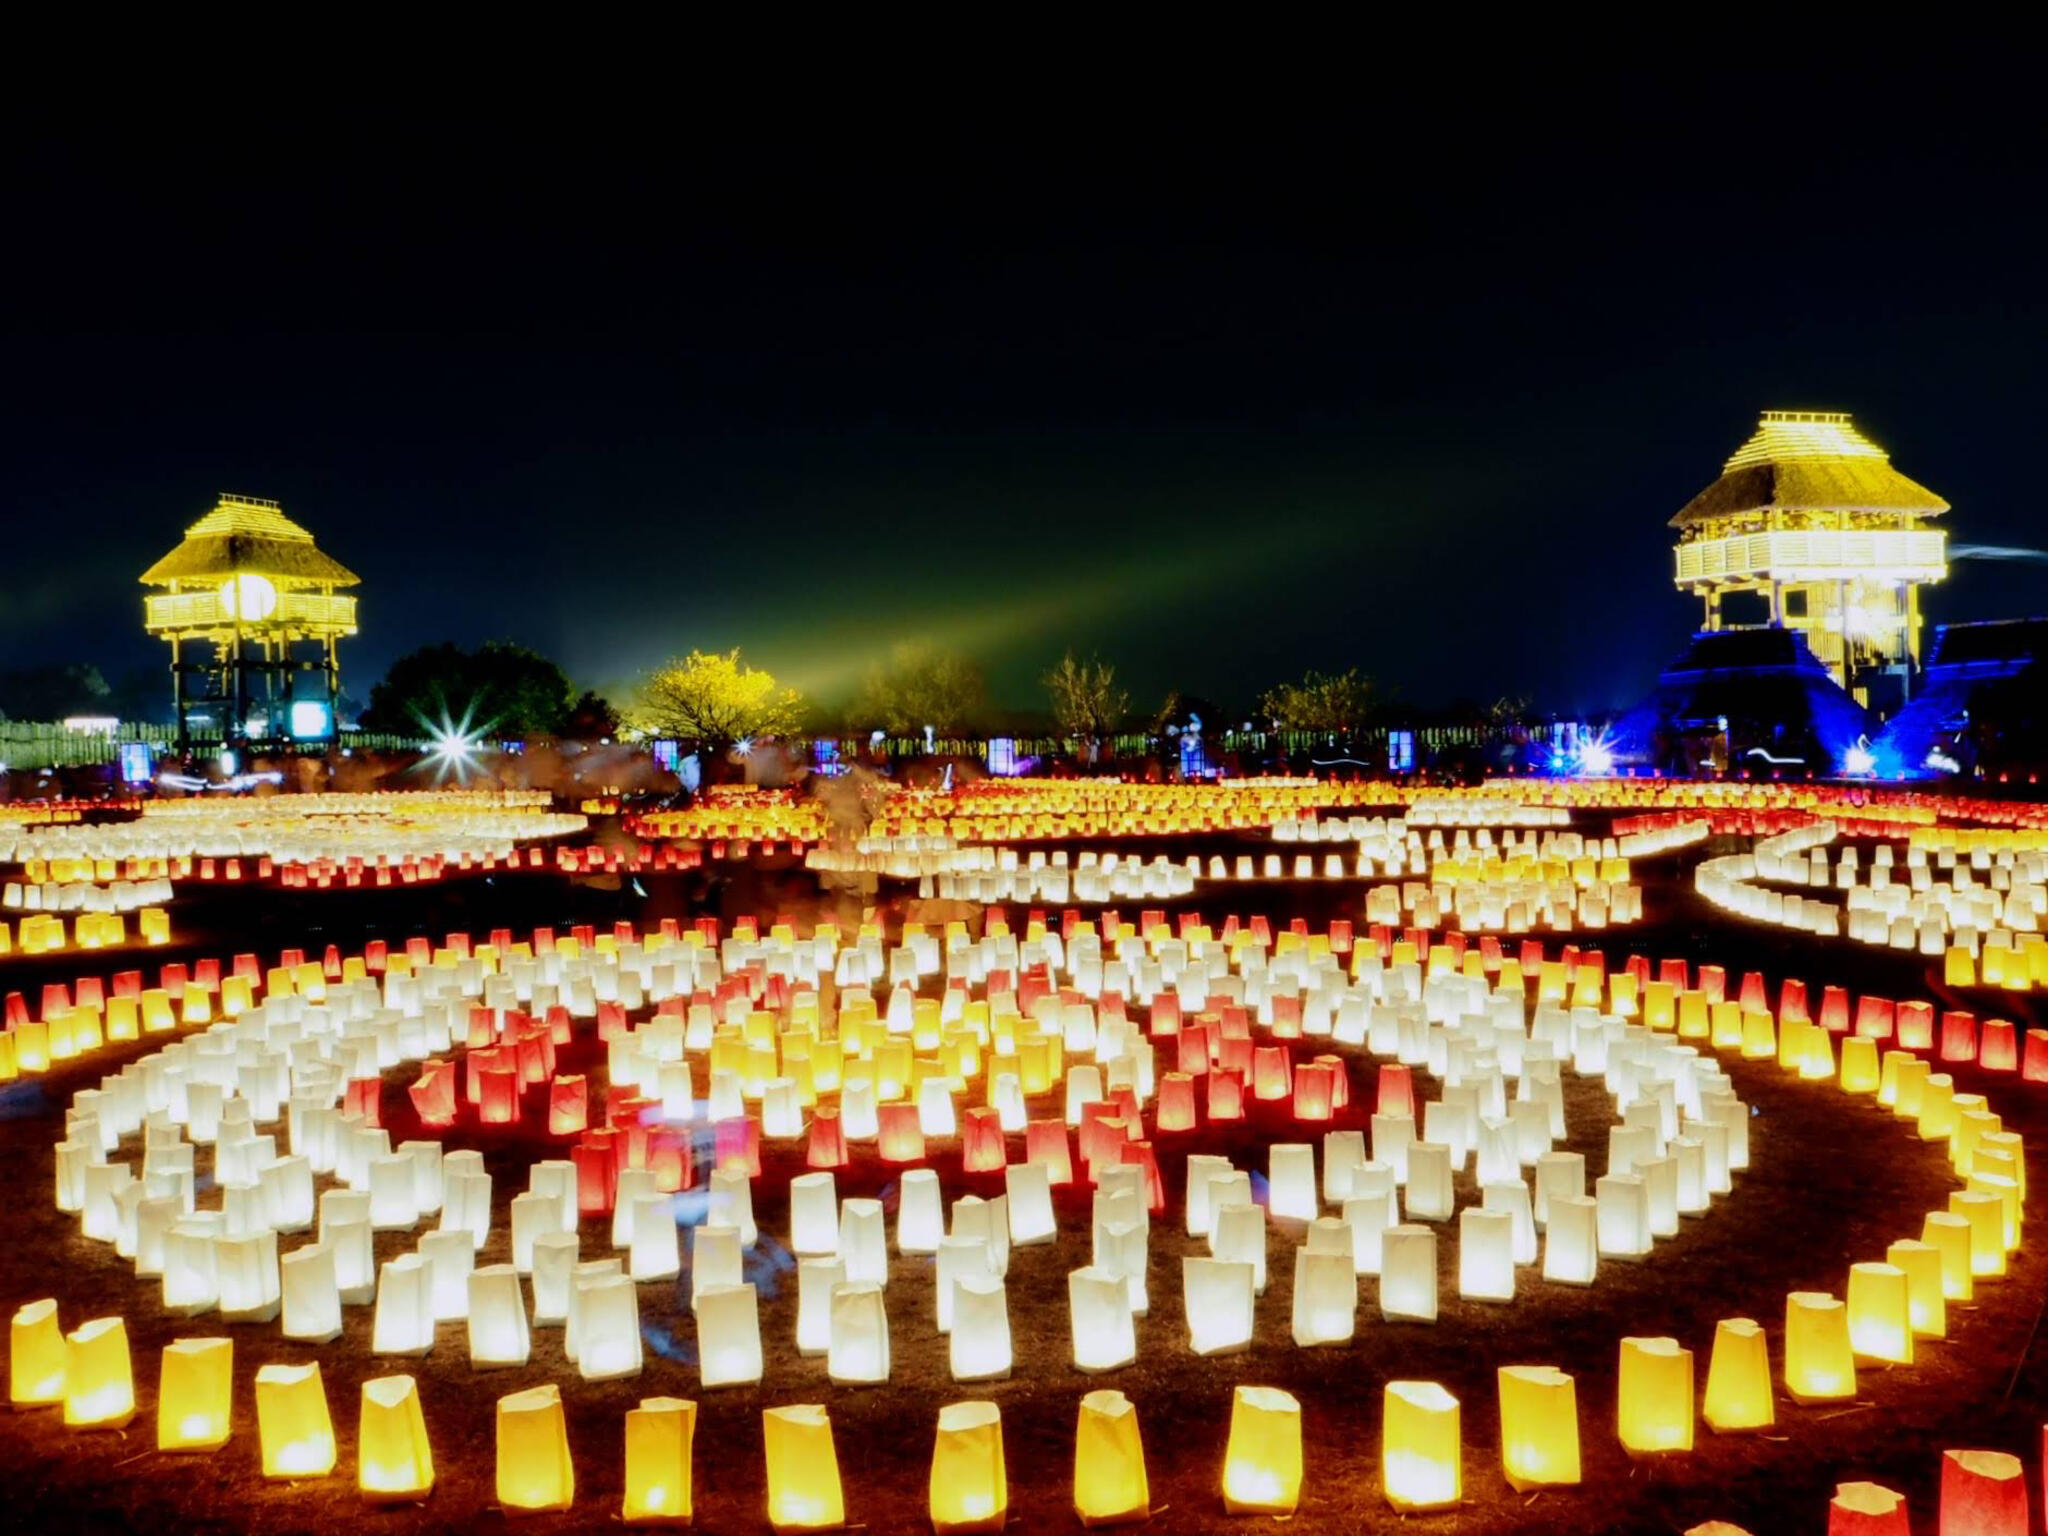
1617 1336 1693 1454
961 1107 1007 1174
1784 1292 1856 1404
63 1316 135 1429
1222 1385 1301 1515
358 1374 434 1502
157 1336 233 1452
1702 1318 1774 1433
497 1383 575 1513
256 1362 336 1479
9 1298 65 1409
1497 1365 1579 1490
1074 1388 1149 1528
1382 1380 1461 1513
930 1401 1007 1535
623 1395 696 1524
763 1403 845 1534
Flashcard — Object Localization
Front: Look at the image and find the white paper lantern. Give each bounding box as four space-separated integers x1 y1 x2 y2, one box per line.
898 1169 945 1255
693 1282 763 1388
629 1194 680 1282
1069 1266 1138 1371
468 1263 531 1368
1182 1256 1254 1356
838 1199 889 1285
281 1242 343 1342
1267 1144 1318 1223
1380 1224 1439 1322
950 1275 1012 1381
530 1231 581 1327
1542 1195 1599 1286
575 1271 643 1381
796 1257 846 1356
1002 1163 1056 1246
1457 1208 1516 1302
371 1253 435 1356
1291 1245 1357 1346
789 1172 839 1257
826 1281 889 1385
419 1228 475 1322
1403 1142 1454 1221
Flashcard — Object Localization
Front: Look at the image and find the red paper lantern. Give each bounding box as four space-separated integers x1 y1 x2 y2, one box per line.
1779 978 1810 1026
1207 1070 1245 1122
715 1116 762 1175
1156 1073 1198 1132
1292 1062 1336 1122
1659 958 1690 990
807 1108 848 1169
1121 1139 1165 1213
1819 986 1851 1034
344 1076 383 1127
1855 997 1895 1042
647 1129 691 1192
1942 1011 1979 1063
1252 1046 1293 1102
1177 1026 1212 1077
1938 1448 2026 1536
1316 1055 1350 1110
549 1075 589 1135
1378 1063 1416 1119
406 1061 457 1128
2023 1030 2048 1085
876 1104 925 1164
1897 1002 1935 1051
960 1107 1007 1173
1698 964 1727 1004
1025 1119 1074 1184
573 1141 617 1216
479 1066 521 1125
1980 1020 2018 1074
1827 1481 1909 1536
1150 994 1183 1037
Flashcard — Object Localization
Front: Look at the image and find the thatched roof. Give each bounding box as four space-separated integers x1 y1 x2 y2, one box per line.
140 494 360 587
1670 411 1950 528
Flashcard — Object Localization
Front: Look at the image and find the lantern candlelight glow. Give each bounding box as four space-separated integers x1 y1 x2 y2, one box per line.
496 1383 575 1513
1074 1387 1149 1527
623 1395 696 1524
10 1298 66 1409
764 1403 845 1534
1222 1385 1302 1516
930 1400 1008 1535
1382 1380 1461 1513
157 1336 233 1451
1703 1318 1774 1433
256 1362 336 1478
1497 1365 1579 1490
358 1374 434 1502
63 1316 135 1429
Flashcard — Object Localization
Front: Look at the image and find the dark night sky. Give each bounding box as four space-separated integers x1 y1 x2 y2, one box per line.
4 62 2045 722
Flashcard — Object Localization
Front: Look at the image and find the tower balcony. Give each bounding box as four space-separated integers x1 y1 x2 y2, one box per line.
1673 528 1946 587
143 589 359 636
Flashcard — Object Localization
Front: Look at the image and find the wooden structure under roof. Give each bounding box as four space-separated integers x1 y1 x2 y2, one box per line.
140 494 359 751
1671 411 1949 710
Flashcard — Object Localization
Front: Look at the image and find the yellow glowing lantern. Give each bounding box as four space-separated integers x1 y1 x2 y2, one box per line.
1617 1336 1693 1454
930 1401 1008 1534
358 1374 434 1502
497 1383 575 1513
1222 1386 1302 1516
9 1298 65 1409
1923 1211 1976 1302
1783 1292 1856 1404
1949 1191 2006 1278
1074 1388 1149 1528
764 1403 845 1533
623 1396 696 1524
1702 1318 1774 1433
63 1316 135 1429
1845 1262 1913 1364
157 1336 233 1451
1496 1365 1579 1490
1382 1380 1461 1512
256 1362 336 1478
1839 1037 1881 1095
1887 1239 1946 1339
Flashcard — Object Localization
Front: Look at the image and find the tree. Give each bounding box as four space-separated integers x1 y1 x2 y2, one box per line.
0 663 111 721
853 642 986 736
565 690 622 740
360 641 579 738
1260 667 1374 735
1042 651 1130 742
631 649 806 749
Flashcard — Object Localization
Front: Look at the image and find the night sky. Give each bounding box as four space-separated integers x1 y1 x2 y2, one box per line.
5 68 2045 723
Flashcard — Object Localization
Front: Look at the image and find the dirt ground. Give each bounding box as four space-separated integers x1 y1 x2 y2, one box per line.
4 835 2046 1535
